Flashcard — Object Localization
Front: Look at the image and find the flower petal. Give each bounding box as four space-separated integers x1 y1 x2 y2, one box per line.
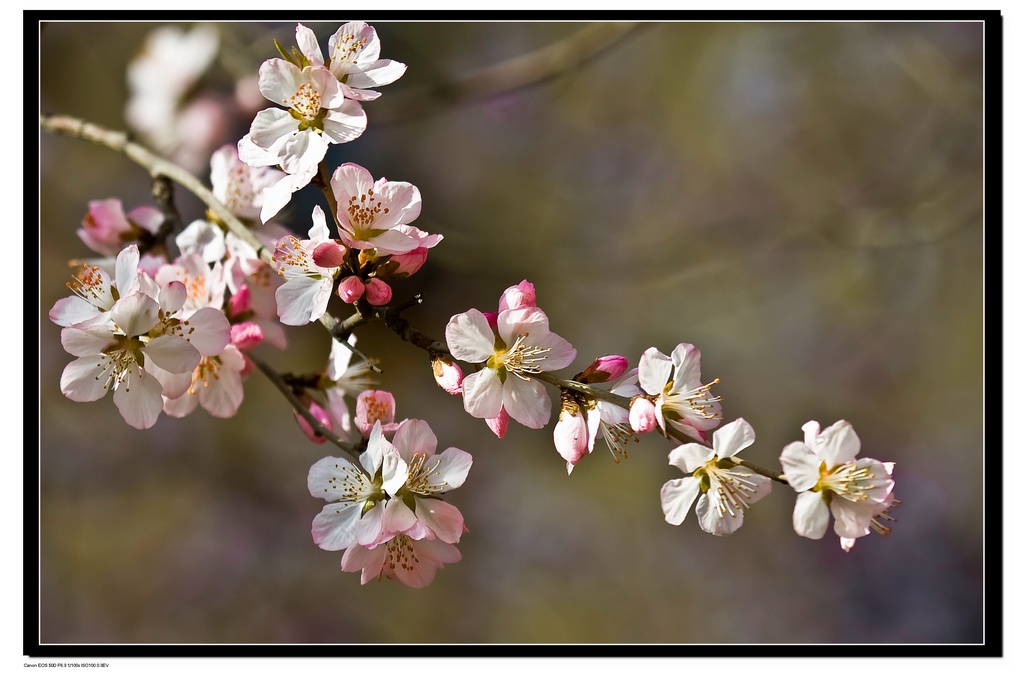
460 369 504 420
712 418 755 458
311 500 363 551
779 441 821 492
415 499 465 544
445 309 495 362
816 420 861 467
503 376 551 429
638 346 672 395
112 366 165 429
660 477 700 525
793 490 830 539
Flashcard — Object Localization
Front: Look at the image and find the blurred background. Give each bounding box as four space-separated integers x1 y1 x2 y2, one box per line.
38 20 985 644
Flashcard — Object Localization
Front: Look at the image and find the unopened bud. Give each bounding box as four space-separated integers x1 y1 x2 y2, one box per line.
227 284 252 317
578 355 629 383
337 275 365 303
498 279 536 312
629 396 658 434
377 247 429 281
432 355 465 395
365 278 392 306
312 241 346 268
294 397 332 444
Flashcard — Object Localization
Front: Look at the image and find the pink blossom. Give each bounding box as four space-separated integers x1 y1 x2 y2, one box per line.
340 536 461 589
330 163 425 255
554 403 589 472
355 390 400 438
162 345 247 419
497 280 536 312
77 198 164 258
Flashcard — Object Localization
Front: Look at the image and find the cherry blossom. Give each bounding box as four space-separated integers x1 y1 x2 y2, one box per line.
779 420 895 549
379 418 473 544
660 418 772 536
638 343 722 443
340 535 461 589
354 390 400 438
209 144 286 223
58 277 230 430
273 206 341 325
49 245 146 329
446 303 576 429
162 344 247 419
239 40 366 178
77 198 164 258
323 21 407 101
307 421 393 551
329 163 427 255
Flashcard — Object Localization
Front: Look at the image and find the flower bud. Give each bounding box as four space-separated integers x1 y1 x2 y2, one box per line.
294 397 332 444
365 278 392 306
554 403 589 474
432 355 465 395
312 241 346 268
226 284 252 317
230 320 264 351
376 247 429 281
577 355 629 383
629 396 658 434
337 275 365 303
498 279 536 312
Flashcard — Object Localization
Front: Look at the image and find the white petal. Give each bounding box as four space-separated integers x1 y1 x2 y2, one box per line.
696 492 743 536
793 491 830 539
779 441 821 492
660 477 700 525
60 357 111 402
114 244 141 294
381 497 418 536
445 309 495 362
503 376 551 429
295 23 324 65
415 499 465 544
346 59 407 89
817 420 860 467
391 418 438 462
321 103 368 145
496 306 548 347
110 292 160 337
433 447 473 491
60 326 115 358
638 346 672 395
143 335 201 374
179 306 231 356
276 276 332 326
112 367 165 429
311 501 362 551
460 369 504 420
248 107 299 152
712 418 755 458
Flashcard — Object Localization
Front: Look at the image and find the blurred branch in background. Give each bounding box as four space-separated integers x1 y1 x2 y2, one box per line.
373 22 645 124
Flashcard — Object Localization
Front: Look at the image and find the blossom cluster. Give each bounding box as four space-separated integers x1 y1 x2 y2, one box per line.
307 399 472 587
47 20 900 591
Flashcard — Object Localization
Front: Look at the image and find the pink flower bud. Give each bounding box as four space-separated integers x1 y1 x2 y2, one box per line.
365 278 392 306
337 275 365 303
578 355 629 383
629 396 658 434
378 247 429 280
295 399 332 444
485 407 510 439
78 199 163 257
498 279 536 312
554 407 589 473
432 355 465 395
227 285 252 317
312 241 346 268
230 321 264 351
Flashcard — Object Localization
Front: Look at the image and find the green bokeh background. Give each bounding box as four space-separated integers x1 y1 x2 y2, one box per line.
38 20 985 644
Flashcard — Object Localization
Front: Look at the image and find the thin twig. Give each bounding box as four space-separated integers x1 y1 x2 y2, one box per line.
249 353 361 463
374 22 645 124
